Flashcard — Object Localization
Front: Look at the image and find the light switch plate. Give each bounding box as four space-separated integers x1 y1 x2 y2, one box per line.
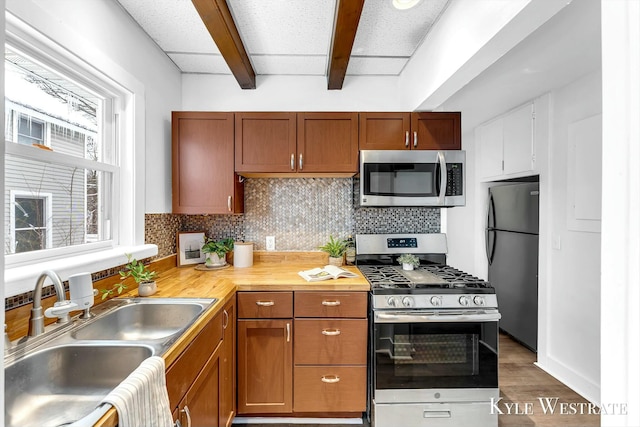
266 236 275 251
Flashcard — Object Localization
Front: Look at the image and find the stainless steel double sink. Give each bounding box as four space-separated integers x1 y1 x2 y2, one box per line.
4 297 217 427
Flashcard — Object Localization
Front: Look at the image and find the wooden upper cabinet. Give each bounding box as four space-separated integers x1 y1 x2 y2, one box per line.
297 112 359 173
412 112 461 150
172 112 244 214
359 112 461 150
235 112 358 174
359 112 411 150
235 112 297 173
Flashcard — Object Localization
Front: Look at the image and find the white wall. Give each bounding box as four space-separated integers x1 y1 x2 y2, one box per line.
539 71 601 403
6 0 183 214
182 74 406 112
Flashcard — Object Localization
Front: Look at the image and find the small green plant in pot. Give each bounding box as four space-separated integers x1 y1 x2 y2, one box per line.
319 235 347 266
202 237 234 267
102 253 158 299
398 253 420 271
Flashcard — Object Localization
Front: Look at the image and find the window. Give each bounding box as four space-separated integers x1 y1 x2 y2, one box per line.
4 12 155 297
11 192 52 253
17 114 45 146
4 45 113 258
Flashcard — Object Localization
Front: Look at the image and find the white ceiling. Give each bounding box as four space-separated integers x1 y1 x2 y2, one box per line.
115 0 450 77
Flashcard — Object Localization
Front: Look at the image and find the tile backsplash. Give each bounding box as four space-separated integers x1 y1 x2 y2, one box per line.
147 177 440 257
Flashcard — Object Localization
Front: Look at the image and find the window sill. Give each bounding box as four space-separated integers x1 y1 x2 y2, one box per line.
4 244 158 298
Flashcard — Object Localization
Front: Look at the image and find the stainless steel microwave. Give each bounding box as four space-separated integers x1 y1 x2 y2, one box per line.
359 150 465 207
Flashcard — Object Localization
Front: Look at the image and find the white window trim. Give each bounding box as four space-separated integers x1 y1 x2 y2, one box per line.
10 190 53 252
4 12 152 297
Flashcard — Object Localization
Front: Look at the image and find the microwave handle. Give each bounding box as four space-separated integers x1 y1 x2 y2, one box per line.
437 151 447 205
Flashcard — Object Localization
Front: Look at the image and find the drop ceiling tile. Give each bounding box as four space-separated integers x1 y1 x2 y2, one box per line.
168 53 231 74
346 56 408 75
117 0 219 54
352 0 450 57
227 0 337 55
251 55 327 75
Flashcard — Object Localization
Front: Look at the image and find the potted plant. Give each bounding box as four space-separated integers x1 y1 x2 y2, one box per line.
202 237 234 267
102 253 158 299
319 235 347 266
398 253 420 271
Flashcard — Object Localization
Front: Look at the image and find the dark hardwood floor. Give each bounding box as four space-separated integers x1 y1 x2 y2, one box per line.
233 334 599 427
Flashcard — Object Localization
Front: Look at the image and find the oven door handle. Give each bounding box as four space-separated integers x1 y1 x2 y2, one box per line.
375 311 501 323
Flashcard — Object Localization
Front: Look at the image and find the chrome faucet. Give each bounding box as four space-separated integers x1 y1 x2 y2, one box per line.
28 270 71 337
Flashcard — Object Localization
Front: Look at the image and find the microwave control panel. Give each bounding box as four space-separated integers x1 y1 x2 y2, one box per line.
446 164 464 196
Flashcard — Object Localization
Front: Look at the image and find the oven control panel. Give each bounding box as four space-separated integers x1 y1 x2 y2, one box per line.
375 294 498 310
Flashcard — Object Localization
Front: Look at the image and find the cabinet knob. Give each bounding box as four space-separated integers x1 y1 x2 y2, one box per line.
227 196 232 212
299 153 303 170
413 131 418 147
290 153 295 170
405 131 409 147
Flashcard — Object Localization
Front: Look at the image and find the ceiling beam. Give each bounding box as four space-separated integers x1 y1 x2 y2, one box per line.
327 0 365 90
192 0 256 89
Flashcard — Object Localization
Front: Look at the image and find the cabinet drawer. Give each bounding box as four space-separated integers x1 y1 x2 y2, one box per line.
294 292 367 318
294 319 367 365
166 311 224 409
293 366 366 413
238 292 293 319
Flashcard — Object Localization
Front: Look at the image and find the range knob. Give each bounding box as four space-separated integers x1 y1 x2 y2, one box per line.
459 296 470 306
430 296 442 307
387 297 399 308
473 296 486 306
402 296 414 308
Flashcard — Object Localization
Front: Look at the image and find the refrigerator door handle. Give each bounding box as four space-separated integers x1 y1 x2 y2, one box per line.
486 193 497 265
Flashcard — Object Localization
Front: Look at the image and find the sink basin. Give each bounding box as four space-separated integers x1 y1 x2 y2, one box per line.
4 344 153 427
72 298 213 341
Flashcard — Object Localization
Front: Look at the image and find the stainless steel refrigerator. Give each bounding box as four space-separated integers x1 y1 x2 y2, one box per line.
486 182 539 351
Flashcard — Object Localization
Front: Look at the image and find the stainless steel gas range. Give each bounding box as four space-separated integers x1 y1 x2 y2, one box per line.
356 233 500 427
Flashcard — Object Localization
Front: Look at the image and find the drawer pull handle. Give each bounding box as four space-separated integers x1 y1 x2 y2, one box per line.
321 300 341 307
322 329 341 336
286 322 291 342
321 375 340 384
256 301 275 307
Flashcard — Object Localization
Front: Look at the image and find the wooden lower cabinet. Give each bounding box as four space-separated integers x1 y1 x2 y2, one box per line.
177 348 221 426
236 290 367 417
220 298 236 427
167 296 236 427
293 366 367 413
237 319 293 414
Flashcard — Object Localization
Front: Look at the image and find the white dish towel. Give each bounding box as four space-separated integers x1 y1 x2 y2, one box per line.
101 355 173 427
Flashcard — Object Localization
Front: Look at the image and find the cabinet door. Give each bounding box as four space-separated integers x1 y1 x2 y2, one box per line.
359 112 411 150
235 112 297 173
297 112 358 173
503 103 534 175
411 112 461 150
220 298 236 427
237 319 293 414
477 118 504 179
178 348 221 427
172 112 243 214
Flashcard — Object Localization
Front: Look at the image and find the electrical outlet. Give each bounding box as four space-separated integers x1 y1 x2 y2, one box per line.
266 236 276 251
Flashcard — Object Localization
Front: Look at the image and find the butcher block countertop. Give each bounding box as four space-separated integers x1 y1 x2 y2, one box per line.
95 252 369 426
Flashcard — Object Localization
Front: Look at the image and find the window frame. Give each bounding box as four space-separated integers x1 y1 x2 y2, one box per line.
4 12 155 297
